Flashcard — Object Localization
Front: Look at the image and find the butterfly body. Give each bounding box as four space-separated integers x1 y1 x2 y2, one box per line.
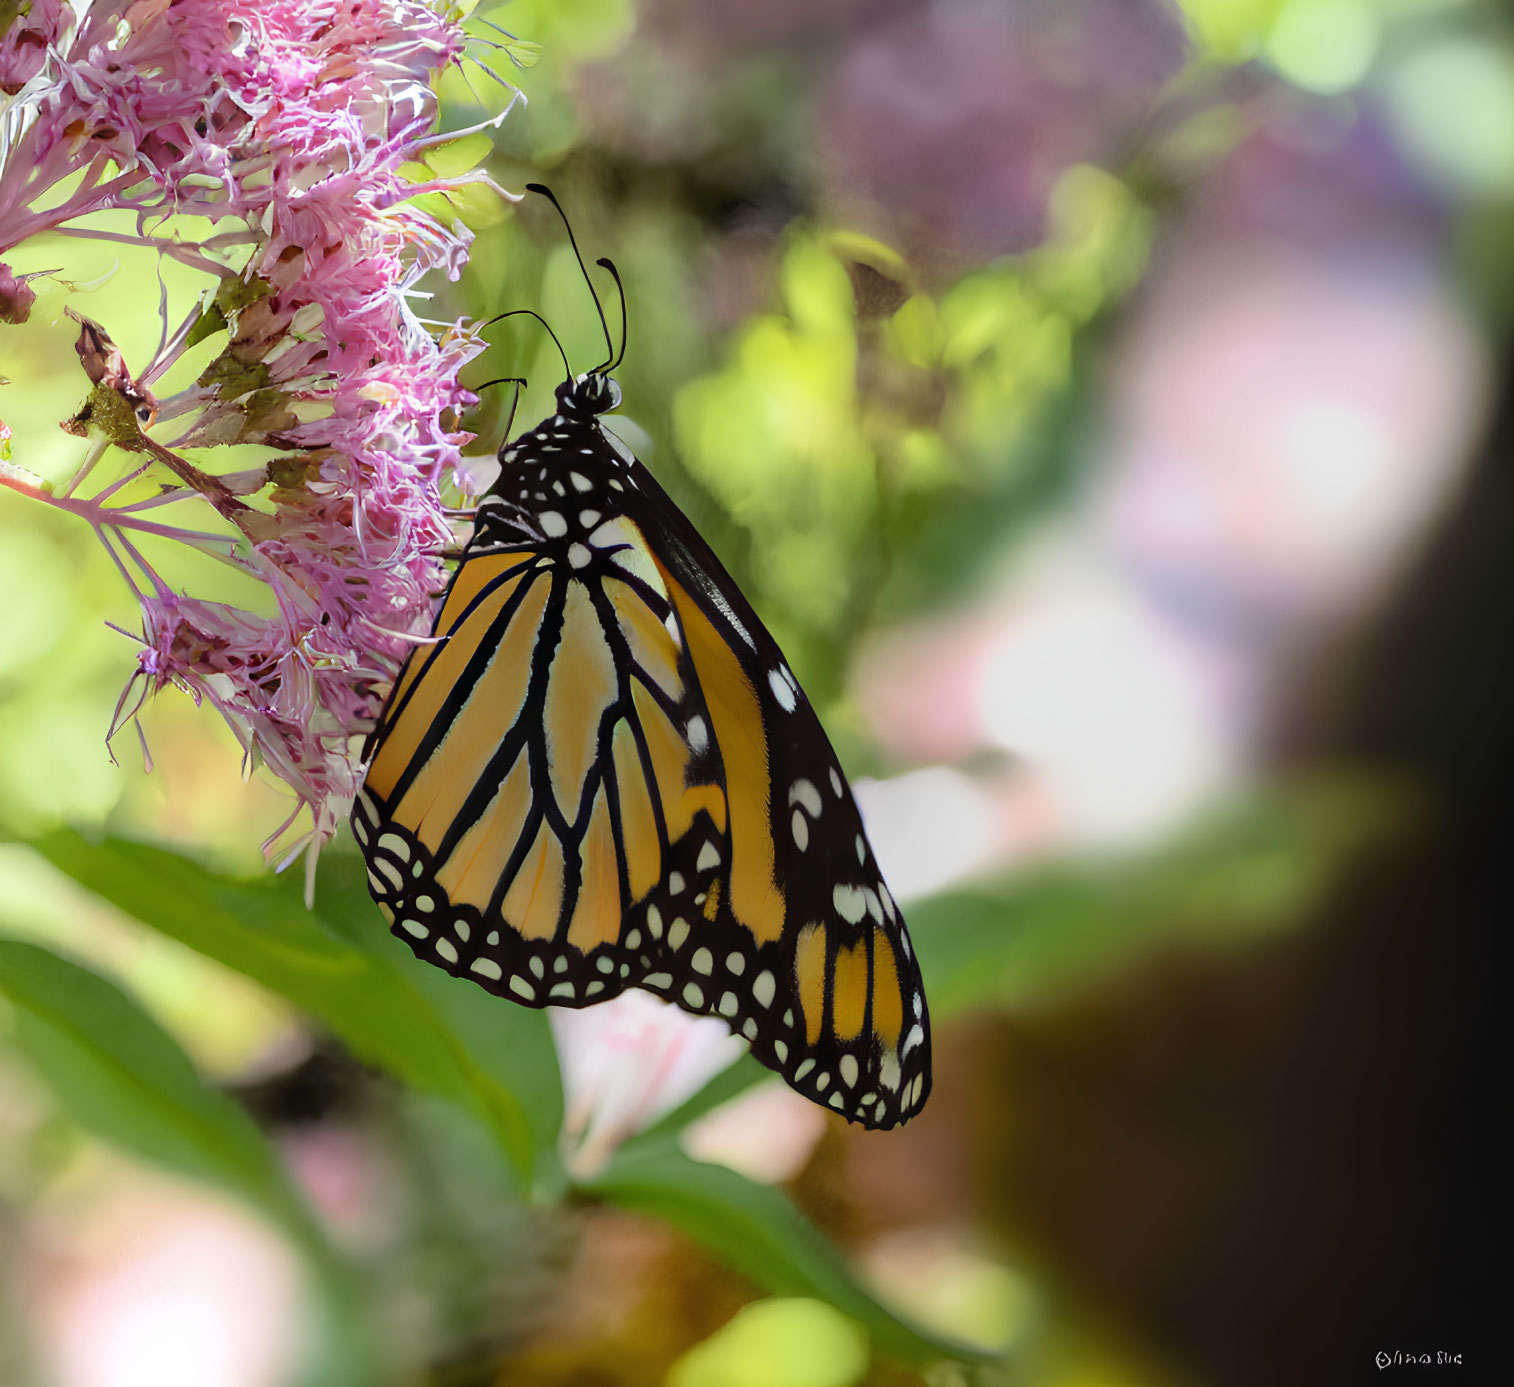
353 370 931 1128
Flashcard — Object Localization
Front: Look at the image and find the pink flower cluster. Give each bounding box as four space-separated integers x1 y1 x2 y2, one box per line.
0 0 513 873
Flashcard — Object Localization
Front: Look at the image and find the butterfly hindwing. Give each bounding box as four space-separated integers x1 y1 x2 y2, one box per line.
641 493 931 1128
354 385 931 1128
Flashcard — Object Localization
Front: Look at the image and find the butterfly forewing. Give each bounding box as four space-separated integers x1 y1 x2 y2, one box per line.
354 387 931 1129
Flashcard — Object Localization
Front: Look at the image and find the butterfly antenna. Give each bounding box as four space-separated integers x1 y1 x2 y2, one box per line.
474 375 528 446
597 257 628 372
478 308 571 384
525 183 615 373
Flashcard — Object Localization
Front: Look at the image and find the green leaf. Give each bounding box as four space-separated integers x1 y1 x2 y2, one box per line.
583 1143 992 1367
0 938 368 1385
0 937 308 1220
422 131 496 178
25 829 563 1191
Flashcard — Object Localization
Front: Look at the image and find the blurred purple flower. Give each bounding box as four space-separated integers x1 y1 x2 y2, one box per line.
820 0 1187 265
641 0 891 65
0 0 513 877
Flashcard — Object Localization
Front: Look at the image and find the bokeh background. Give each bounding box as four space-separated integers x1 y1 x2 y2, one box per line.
1 0 1508 1383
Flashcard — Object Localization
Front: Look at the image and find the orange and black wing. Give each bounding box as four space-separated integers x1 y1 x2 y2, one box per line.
352 411 930 1128
625 458 931 1126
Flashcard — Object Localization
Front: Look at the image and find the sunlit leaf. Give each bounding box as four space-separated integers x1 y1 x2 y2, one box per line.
668 1297 870 1387
422 131 497 178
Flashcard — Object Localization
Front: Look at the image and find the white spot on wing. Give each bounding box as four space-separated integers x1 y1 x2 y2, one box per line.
788 779 822 817
768 668 797 712
540 511 567 537
373 860 403 892
832 885 867 924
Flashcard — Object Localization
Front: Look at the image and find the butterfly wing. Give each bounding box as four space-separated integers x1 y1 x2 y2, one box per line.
353 408 930 1128
624 457 931 1128
352 533 721 1008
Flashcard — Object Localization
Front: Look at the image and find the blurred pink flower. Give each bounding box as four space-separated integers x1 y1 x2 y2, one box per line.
0 0 512 875
821 0 1187 265
1099 105 1488 636
551 991 747 1179
32 1175 303 1387
281 1123 388 1245
682 1079 827 1184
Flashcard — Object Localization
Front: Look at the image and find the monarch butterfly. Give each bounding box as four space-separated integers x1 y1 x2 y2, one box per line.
352 190 931 1128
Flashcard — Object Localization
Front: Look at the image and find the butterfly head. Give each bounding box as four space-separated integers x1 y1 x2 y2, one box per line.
557 370 622 418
